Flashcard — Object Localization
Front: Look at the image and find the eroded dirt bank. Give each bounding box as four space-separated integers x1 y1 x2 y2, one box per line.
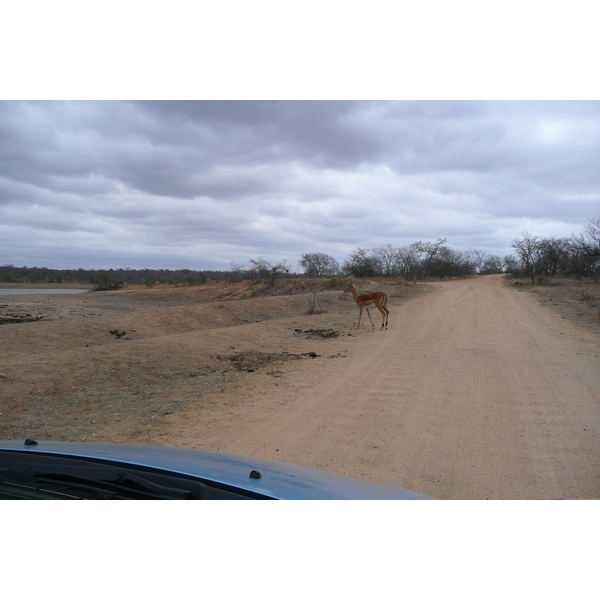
1 276 599 499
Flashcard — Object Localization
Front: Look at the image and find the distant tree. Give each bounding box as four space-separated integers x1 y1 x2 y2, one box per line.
481 254 504 274
91 270 124 290
180 268 207 284
298 252 339 277
0 264 17 282
228 261 245 282
538 237 570 278
373 244 400 276
466 250 489 274
583 216 600 267
396 244 422 280
503 255 519 274
568 235 596 278
412 238 448 277
342 248 381 278
512 230 545 283
581 216 600 278
428 247 475 278
584 216 600 246
249 258 290 285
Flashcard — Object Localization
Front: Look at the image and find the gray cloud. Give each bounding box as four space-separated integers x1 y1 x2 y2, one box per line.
1 100 599 270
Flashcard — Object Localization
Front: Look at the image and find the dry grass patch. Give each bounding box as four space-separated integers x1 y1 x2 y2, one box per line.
511 278 600 334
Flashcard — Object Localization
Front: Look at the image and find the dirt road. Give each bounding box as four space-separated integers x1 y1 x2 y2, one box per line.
174 275 600 499
2 275 599 499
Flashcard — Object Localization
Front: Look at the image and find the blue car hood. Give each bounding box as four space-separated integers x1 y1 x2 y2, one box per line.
0 439 432 500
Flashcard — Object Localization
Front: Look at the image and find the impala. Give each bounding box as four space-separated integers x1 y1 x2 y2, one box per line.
344 283 389 329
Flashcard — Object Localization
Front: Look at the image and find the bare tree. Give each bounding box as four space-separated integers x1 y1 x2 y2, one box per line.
249 258 290 285
568 234 597 278
512 230 545 283
481 254 504 274
298 252 339 277
510 224 599 280
342 248 381 277
467 250 489 274
397 244 422 280
412 238 448 277
503 255 519 274
228 261 245 282
584 215 600 246
539 237 570 278
582 216 600 275
428 247 476 278
373 244 399 276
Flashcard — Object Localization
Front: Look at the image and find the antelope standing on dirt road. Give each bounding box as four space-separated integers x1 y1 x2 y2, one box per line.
344 283 389 330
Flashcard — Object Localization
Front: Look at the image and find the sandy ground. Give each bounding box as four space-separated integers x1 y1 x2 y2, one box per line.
1 275 599 499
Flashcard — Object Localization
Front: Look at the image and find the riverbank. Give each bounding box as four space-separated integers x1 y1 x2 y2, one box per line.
0 283 94 290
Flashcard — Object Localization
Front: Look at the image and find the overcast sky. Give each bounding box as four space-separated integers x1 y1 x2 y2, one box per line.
1 100 599 272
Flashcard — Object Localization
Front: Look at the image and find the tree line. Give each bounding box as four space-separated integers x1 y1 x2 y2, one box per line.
299 240 506 280
0 266 224 289
2 216 598 287
302 216 599 282
510 216 600 283
0 240 505 287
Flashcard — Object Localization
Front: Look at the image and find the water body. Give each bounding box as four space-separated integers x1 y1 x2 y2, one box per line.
0 289 89 296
